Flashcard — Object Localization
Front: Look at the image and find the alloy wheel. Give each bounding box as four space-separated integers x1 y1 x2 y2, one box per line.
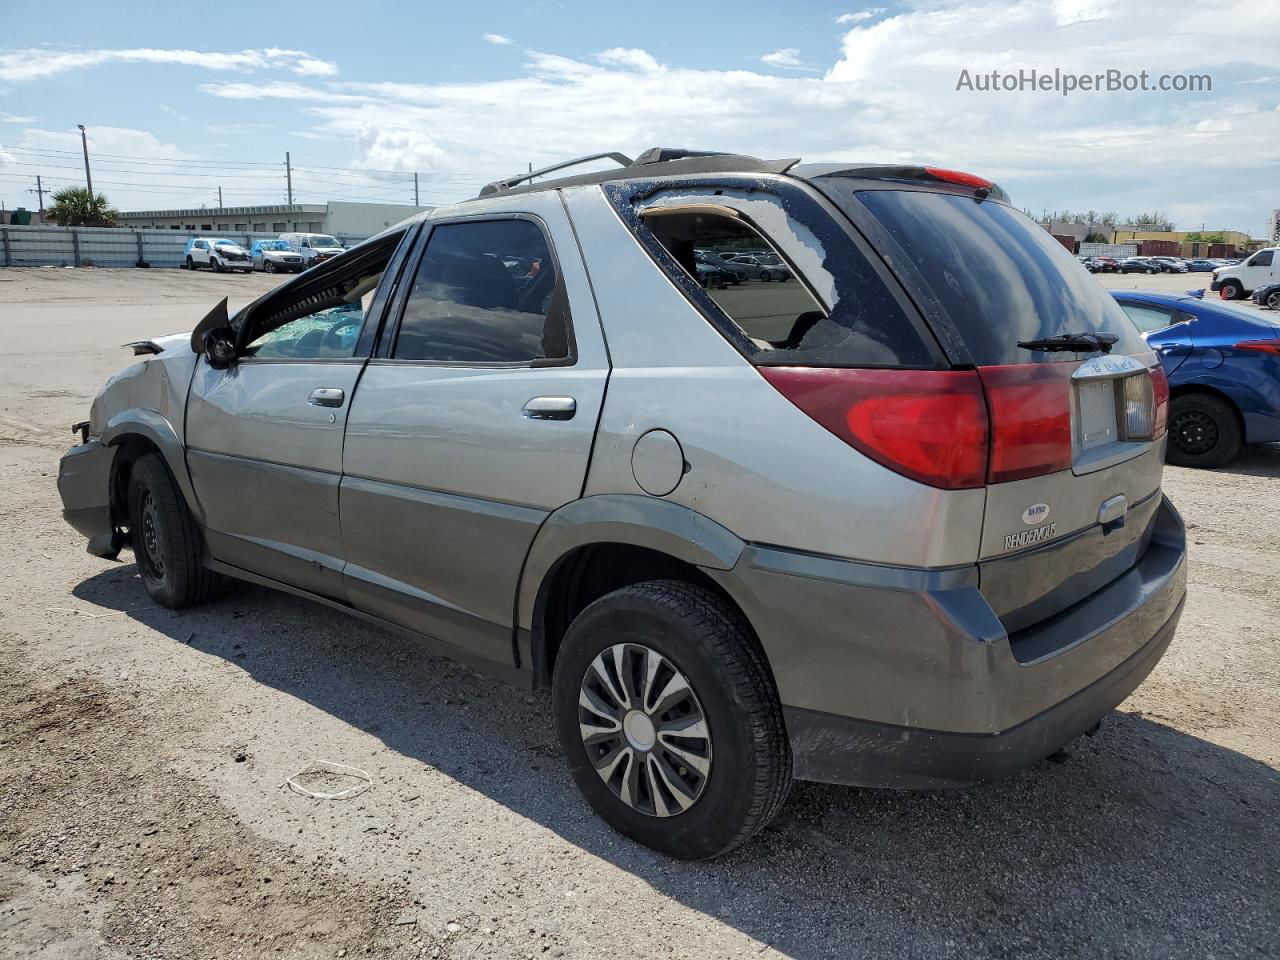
577 643 712 818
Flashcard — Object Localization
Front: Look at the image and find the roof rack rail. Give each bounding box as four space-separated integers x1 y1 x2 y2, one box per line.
480 151 634 197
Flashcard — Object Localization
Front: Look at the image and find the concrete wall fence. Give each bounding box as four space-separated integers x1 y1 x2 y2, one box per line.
0 224 369 269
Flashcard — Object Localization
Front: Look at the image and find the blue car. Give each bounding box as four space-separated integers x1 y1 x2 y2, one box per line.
1111 290 1280 467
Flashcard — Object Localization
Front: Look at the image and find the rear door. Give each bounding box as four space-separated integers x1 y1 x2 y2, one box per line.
819 181 1168 631
339 193 608 667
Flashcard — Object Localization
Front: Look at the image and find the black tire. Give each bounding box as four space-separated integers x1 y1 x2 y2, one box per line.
212 257 223 274
1167 394 1242 468
1219 280 1243 300
1266 290 1280 311
552 580 791 860
264 259 276 274
185 255 195 270
126 453 214 608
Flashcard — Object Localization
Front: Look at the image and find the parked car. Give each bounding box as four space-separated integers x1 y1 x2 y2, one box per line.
58 148 1186 860
695 261 731 288
1209 247 1278 300
1120 257 1161 274
1148 257 1189 274
251 239 306 274
183 237 253 273
725 253 790 281
1251 280 1280 310
694 250 744 284
1090 255 1120 273
1112 290 1280 467
1185 258 1219 272
279 232 347 267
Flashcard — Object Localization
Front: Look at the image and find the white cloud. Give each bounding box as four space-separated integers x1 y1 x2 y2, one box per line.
835 8 885 24
0 47 337 83
760 48 816 72
157 0 1279 231
483 33 515 46
1 111 35 123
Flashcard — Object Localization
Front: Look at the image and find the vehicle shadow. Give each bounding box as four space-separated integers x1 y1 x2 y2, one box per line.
72 566 1279 959
1219 443 1280 479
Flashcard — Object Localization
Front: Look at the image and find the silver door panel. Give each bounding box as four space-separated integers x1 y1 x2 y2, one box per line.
186 359 361 587
186 361 361 473
340 475 546 663
342 364 606 508
188 449 346 598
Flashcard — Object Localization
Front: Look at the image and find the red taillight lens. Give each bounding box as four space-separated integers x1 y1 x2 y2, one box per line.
1234 339 1280 355
977 363 1074 483
758 367 989 489
923 167 994 190
1150 363 1169 436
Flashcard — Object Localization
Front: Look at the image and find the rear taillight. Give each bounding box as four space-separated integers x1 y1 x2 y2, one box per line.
1234 339 1280 355
977 364 1074 484
1151 364 1169 436
757 367 988 489
762 358 1165 490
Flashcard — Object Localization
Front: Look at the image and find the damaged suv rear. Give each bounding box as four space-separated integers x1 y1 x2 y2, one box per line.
59 148 1186 859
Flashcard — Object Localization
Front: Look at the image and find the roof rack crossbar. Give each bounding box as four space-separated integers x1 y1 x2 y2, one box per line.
480 151 634 197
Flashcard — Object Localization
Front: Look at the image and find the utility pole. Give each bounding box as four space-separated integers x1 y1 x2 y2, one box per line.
285 151 293 205
218 186 223 209
414 172 419 206
76 124 94 199
29 175 45 215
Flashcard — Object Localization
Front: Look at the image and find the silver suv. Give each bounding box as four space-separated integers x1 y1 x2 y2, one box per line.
58 148 1187 859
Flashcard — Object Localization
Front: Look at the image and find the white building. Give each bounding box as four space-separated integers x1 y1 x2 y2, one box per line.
117 200 431 241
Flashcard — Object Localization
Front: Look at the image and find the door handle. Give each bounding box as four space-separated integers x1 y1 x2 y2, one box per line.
522 396 576 420
308 387 346 408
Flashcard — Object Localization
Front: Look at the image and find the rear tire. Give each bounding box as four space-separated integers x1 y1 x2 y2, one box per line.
1219 280 1243 300
1167 394 1242 468
185 255 195 270
126 453 214 609
552 580 791 860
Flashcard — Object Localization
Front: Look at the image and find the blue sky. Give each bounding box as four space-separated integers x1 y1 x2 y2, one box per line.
1 0 1277 234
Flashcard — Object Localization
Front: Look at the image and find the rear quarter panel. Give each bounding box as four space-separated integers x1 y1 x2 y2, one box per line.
562 184 985 569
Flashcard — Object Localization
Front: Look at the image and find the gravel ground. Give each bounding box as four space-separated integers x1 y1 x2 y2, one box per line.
1 267 1277 960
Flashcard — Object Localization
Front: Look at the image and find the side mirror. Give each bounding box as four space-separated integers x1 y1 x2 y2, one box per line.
202 327 238 369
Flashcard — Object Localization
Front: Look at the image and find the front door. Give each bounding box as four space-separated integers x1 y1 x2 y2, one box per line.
185 228 413 598
340 198 609 667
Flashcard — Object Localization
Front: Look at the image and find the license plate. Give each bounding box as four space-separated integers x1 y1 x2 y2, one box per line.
1076 380 1117 451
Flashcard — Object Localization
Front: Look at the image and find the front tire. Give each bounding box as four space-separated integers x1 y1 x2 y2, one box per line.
1219 280 1243 300
552 580 791 860
127 453 214 609
1266 290 1280 310
264 260 276 274
1167 394 1242 468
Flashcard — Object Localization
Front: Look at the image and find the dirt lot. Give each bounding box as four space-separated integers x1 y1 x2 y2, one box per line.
1 267 1277 960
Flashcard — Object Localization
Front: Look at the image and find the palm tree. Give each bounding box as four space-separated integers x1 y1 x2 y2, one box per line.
47 187 119 226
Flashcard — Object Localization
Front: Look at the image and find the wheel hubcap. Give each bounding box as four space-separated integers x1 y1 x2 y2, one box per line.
139 492 166 576
577 643 712 818
1172 410 1219 455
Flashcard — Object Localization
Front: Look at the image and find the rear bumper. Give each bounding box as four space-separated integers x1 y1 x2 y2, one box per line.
57 439 119 557
709 495 1187 789
785 594 1182 788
